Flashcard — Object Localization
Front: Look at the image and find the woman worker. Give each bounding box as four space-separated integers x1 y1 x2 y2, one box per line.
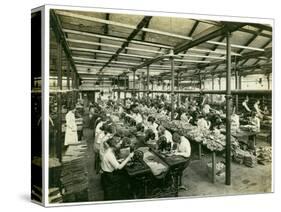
158 125 173 146
171 132 191 190
172 132 191 158
146 116 159 140
197 114 211 131
242 96 251 117
253 99 263 119
64 105 79 146
100 137 134 200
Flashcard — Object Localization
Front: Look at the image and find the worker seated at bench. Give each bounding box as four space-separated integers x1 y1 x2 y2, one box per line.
100 137 134 200
172 132 191 158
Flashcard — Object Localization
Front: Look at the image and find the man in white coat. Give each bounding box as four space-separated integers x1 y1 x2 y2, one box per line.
64 106 79 146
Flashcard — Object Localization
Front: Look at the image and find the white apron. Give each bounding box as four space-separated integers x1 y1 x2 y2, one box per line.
64 111 78 145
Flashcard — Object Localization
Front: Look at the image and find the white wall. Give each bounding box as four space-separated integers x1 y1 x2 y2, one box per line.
201 74 271 90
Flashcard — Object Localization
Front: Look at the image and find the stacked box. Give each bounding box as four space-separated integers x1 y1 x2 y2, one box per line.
60 144 89 202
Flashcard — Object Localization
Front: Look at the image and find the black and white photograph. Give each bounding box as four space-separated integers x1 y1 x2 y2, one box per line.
31 4 273 206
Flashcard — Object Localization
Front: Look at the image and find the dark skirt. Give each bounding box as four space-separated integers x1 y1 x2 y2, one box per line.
101 170 130 201
83 128 94 144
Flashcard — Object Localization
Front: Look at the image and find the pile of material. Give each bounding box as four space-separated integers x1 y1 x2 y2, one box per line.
154 113 170 124
31 185 42 202
206 161 225 179
233 148 248 164
32 156 42 167
49 157 61 168
60 144 88 202
240 125 259 132
256 146 272 165
49 187 63 203
244 154 257 168
233 147 257 167
141 148 168 177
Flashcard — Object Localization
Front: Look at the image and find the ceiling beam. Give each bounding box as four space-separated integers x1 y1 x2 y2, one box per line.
97 13 110 55
70 47 152 59
64 28 241 56
236 29 263 66
208 28 263 76
134 22 246 71
141 18 152 42
63 28 172 49
50 10 78 77
102 14 149 71
56 11 192 40
70 47 225 61
193 19 272 38
247 23 272 32
200 35 225 64
239 27 271 38
67 38 164 54
196 35 225 76
197 48 271 69
246 39 272 67
75 57 197 69
238 29 263 55
174 22 246 54
58 11 267 52
163 62 272 81
179 20 199 68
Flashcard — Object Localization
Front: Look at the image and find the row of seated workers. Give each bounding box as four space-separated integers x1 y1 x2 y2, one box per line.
64 94 270 200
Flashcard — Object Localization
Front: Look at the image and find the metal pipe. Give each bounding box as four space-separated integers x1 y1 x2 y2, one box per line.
112 88 272 95
225 30 232 186
211 74 214 104
170 50 175 120
56 40 62 162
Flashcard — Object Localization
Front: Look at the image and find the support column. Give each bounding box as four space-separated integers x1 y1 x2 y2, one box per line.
170 50 175 120
117 90 120 101
133 69 136 100
238 75 242 90
211 74 214 104
124 75 127 105
177 73 180 107
234 61 239 113
151 80 154 98
56 40 62 162
199 74 202 89
138 77 140 100
66 62 70 108
72 70 77 105
218 76 221 90
225 31 232 186
147 66 150 102
198 74 203 106
66 63 70 89
76 73 80 100
267 74 270 90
